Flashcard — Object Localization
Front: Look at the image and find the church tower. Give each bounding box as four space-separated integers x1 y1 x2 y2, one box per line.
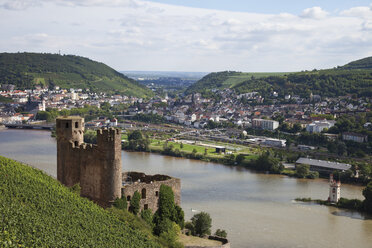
328 174 341 203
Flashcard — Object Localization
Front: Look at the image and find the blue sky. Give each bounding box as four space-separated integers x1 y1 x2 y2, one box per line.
0 0 372 72
147 0 372 14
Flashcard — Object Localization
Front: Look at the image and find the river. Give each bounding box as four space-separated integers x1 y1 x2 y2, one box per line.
0 129 371 248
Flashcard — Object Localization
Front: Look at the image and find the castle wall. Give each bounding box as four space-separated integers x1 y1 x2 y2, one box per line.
122 172 181 213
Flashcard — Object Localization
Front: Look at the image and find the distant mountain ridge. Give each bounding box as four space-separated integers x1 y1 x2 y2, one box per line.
0 52 153 97
185 57 372 98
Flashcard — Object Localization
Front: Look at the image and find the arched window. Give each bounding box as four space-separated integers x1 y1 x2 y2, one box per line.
127 195 131 201
142 188 146 199
75 122 79 128
74 141 78 147
332 188 336 193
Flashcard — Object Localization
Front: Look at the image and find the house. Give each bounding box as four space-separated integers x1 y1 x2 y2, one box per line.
295 157 351 174
342 132 368 143
262 138 286 147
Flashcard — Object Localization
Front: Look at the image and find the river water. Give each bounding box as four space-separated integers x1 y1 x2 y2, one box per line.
0 129 371 248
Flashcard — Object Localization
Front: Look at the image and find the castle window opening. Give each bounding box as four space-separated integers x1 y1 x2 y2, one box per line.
127 195 131 201
74 141 78 147
141 188 146 199
75 122 78 128
144 204 148 210
155 191 159 197
65 122 69 128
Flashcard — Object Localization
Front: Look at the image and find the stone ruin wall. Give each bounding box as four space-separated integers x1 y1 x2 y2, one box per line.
122 172 181 213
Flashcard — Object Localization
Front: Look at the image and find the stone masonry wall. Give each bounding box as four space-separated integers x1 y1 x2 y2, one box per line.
122 172 181 213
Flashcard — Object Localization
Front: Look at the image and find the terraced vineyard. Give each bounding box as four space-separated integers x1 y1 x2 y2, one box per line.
0 156 163 248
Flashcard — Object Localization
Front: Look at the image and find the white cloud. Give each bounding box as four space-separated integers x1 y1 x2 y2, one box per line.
0 1 372 71
300 6 328 19
341 6 372 18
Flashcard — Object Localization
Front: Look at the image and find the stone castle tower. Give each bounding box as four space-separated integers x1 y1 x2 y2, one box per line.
56 116 122 207
328 174 341 203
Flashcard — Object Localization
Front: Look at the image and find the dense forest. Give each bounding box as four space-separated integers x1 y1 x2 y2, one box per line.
186 57 372 98
0 52 153 97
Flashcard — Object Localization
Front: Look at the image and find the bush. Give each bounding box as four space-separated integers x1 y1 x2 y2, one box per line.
191 212 212 237
130 191 141 215
141 209 154 227
113 196 128 210
306 171 319 179
214 229 227 238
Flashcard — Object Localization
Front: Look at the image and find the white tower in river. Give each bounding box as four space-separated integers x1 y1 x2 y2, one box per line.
328 174 341 203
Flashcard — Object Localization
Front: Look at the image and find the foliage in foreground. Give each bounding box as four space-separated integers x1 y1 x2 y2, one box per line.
0 156 162 248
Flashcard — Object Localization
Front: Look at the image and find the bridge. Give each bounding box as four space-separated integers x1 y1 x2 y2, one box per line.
4 123 54 130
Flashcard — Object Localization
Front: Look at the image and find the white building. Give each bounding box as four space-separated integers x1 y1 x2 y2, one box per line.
306 120 334 133
262 138 286 147
252 118 279 130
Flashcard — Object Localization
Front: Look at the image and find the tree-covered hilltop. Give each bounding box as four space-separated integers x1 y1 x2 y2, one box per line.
0 52 154 98
0 156 164 248
340 56 372 70
185 57 372 98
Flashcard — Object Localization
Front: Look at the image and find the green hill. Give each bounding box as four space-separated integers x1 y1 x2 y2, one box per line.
184 71 287 94
185 57 372 98
0 156 163 248
0 52 153 98
340 56 372 70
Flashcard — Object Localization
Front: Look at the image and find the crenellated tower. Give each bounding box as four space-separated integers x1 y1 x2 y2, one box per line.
56 116 84 186
56 116 122 207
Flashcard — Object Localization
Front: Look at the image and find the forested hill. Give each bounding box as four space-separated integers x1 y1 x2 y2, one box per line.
0 52 153 97
340 56 372 70
0 156 163 247
185 57 372 98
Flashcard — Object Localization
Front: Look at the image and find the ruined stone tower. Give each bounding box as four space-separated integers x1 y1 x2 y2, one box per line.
56 116 122 207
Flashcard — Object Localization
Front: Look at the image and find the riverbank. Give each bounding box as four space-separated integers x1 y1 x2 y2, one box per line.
295 196 372 216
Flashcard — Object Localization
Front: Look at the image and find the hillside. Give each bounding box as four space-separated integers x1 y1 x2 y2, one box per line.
0 156 163 248
0 53 153 98
185 57 372 98
184 71 287 94
341 56 372 70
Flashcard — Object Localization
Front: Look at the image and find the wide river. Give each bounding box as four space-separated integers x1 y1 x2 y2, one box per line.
0 129 371 248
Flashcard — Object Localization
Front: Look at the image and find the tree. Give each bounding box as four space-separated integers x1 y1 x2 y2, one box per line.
363 182 372 213
235 154 245 164
141 209 154 227
129 191 141 215
214 229 227 238
153 185 184 235
296 164 310 178
128 130 143 141
113 196 127 210
191 212 212 237
180 142 184 149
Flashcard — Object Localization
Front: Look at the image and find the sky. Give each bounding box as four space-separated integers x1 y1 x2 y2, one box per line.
0 0 372 72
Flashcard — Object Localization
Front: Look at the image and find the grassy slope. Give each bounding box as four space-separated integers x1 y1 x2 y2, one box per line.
0 52 153 98
185 71 288 94
0 156 163 248
186 56 372 97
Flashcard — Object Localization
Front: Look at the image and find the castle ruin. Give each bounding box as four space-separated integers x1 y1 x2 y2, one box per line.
56 116 122 207
56 116 181 211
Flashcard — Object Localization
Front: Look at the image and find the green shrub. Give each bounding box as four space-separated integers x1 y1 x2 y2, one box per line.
130 191 141 215
141 209 154 227
191 212 212 237
214 229 227 238
113 196 127 210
